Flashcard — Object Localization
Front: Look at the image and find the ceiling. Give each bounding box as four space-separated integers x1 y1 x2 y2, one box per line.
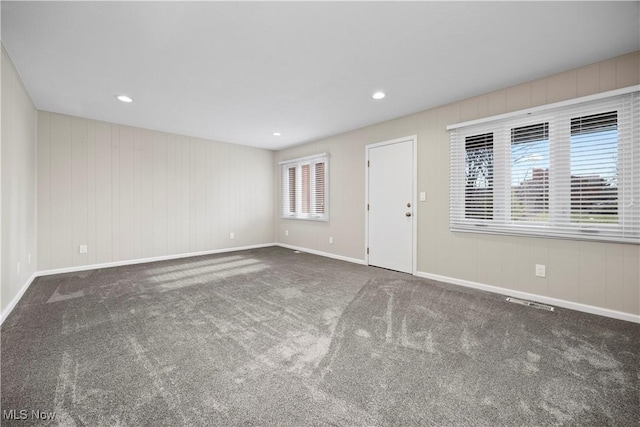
2 2 639 150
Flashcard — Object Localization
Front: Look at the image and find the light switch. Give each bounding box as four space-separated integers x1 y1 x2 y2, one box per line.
419 192 427 202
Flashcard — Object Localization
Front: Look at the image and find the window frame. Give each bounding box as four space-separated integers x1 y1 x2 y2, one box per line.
280 153 329 221
448 88 639 244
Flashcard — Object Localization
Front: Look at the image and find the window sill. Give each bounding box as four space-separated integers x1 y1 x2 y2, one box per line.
281 216 329 222
450 224 638 245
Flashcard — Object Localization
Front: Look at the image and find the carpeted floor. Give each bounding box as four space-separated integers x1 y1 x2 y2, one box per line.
1 246 638 426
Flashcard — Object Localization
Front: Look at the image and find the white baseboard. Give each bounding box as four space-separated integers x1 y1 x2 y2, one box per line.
4 243 636 325
276 243 367 266
415 271 640 324
1 243 278 325
35 243 278 277
273 244 639 324
1 272 38 325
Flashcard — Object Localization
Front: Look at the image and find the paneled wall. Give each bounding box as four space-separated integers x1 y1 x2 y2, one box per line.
38 112 275 271
276 51 640 317
1 48 38 315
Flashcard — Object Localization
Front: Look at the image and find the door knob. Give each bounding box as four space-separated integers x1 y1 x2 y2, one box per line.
407 203 411 208
406 212 412 217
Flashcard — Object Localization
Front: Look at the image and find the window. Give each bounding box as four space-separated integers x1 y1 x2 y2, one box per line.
280 153 328 221
570 112 618 224
511 123 549 222
449 90 639 244
465 133 494 220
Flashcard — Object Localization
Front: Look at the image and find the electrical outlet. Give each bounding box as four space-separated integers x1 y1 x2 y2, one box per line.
329 237 334 244
79 245 88 254
535 264 546 278
285 230 289 236
230 232 235 240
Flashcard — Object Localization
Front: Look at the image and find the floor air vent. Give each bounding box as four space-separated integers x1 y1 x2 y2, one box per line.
506 297 555 311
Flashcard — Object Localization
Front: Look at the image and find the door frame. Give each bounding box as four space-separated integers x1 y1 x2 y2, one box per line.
365 135 418 275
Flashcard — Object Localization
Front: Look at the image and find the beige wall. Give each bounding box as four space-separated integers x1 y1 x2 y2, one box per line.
1 48 38 315
276 51 640 317
37 112 275 271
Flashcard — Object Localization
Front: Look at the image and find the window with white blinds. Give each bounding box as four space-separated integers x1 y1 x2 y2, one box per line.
449 90 639 244
280 153 329 221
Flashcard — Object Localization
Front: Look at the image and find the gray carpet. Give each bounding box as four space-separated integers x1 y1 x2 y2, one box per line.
1 246 638 426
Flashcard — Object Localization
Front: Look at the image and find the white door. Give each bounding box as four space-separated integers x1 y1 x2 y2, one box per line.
367 138 414 273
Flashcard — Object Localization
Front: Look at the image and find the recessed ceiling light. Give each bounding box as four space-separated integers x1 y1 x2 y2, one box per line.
372 91 386 100
116 95 133 103
273 132 282 136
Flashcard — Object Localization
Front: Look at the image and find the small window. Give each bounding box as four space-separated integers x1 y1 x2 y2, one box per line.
287 166 297 214
280 154 329 221
465 133 494 220
570 111 618 224
511 123 549 222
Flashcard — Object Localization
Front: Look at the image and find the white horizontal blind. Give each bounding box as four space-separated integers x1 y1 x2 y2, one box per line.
450 92 639 244
314 161 326 215
464 133 494 220
280 154 329 221
510 122 549 223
